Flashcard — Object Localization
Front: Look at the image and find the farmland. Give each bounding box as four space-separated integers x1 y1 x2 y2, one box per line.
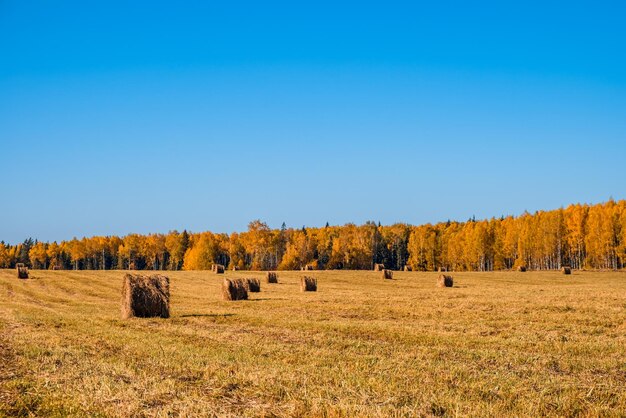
1 269 625 417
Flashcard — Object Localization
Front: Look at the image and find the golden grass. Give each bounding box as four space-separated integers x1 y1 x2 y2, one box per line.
1 269 625 417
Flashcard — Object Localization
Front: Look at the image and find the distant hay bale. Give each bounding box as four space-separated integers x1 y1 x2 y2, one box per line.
437 267 447 272
51 265 62 271
437 274 453 288
301 264 314 271
403 265 412 272
16 263 28 279
231 266 239 271
561 266 572 275
517 266 527 272
301 276 317 292
212 264 225 274
382 269 393 280
222 278 248 301
121 274 170 319
266 272 278 283
244 278 261 292
374 263 385 271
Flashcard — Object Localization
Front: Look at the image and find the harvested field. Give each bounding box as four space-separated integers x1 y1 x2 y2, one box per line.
0 269 625 416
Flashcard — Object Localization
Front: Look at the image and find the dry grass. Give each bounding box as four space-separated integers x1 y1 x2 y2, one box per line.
1 269 625 417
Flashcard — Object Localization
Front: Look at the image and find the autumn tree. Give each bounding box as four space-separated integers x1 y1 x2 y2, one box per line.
29 242 48 269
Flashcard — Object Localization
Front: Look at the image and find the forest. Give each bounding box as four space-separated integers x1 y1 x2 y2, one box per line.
1 200 625 272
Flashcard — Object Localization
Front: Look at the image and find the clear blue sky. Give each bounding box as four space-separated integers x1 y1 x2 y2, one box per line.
1 1 625 244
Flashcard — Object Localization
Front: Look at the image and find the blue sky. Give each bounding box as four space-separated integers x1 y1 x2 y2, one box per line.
1 1 625 243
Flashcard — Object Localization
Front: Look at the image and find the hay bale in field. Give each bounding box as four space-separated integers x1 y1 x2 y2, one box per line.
222 278 248 301
51 265 62 271
212 264 225 274
373 263 385 271
301 264 314 271
301 276 317 292
403 265 412 272
437 274 453 288
121 274 170 319
266 272 278 283
231 266 239 271
437 267 447 272
16 263 28 279
517 266 527 272
382 269 393 280
244 278 261 292
561 266 572 275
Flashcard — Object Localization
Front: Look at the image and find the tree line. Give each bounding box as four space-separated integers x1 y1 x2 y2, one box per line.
1 200 625 271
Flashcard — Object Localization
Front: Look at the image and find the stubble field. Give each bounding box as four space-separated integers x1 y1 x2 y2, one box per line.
1 269 625 417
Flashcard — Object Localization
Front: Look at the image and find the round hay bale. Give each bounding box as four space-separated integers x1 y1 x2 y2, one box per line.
16 264 29 279
222 278 248 300
301 276 317 292
244 278 261 292
437 267 447 272
382 269 393 280
403 265 412 272
561 266 571 275
517 266 527 272
266 272 278 283
121 274 170 319
374 263 385 272
437 274 453 288
212 264 225 274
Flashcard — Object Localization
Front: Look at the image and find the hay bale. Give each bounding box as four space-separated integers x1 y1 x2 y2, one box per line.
212 264 225 274
437 267 447 272
16 263 28 279
301 276 317 292
266 272 278 283
561 266 571 275
437 274 453 288
301 264 314 271
121 274 170 319
373 263 385 271
244 278 261 292
222 278 248 301
51 265 62 271
403 265 412 272
382 269 393 280
517 266 527 272
231 266 239 271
